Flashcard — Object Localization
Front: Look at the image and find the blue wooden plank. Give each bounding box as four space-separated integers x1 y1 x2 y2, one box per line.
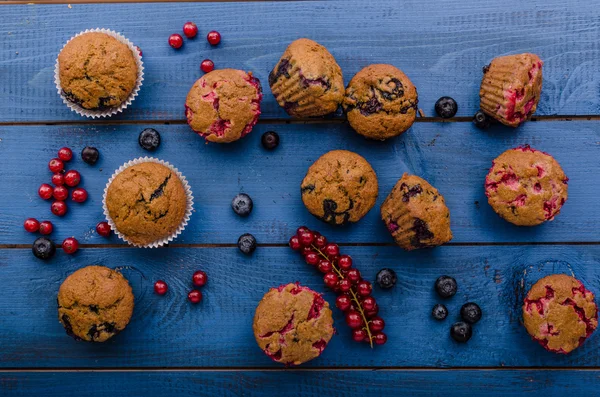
2 0 600 121
1 245 600 368
1 370 599 396
1 121 598 245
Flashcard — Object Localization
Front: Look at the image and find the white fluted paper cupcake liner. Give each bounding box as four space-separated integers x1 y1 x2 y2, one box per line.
55 28 144 118
102 157 194 248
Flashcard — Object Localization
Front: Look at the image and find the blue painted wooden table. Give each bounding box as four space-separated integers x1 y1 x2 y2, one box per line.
2 0 600 395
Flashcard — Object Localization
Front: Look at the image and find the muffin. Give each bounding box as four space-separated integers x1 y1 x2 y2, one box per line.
343 64 418 140
381 173 452 250
104 160 189 246
485 145 568 226
523 274 598 354
301 150 378 225
269 38 344 117
185 69 262 143
58 265 134 342
58 32 138 110
253 283 334 366
479 53 543 127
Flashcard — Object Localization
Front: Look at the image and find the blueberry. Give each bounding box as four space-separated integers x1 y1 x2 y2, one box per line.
473 110 490 129
81 146 99 165
375 268 397 289
432 304 448 321
435 275 457 299
238 233 257 255
32 237 56 260
231 193 253 217
434 96 458 118
138 128 161 151
261 131 280 150
450 321 472 343
460 302 482 324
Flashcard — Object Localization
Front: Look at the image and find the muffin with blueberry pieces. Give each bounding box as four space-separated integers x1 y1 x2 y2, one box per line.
185 69 262 143
480 53 543 127
381 173 452 250
269 38 344 117
343 64 418 140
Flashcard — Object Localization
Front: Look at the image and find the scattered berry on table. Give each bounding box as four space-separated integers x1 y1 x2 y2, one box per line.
58 147 73 162
138 128 161 151
200 59 215 73
51 201 67 217
52 186 69 201
81 147 99 165
52 173 65 186
135 46 143 57
96 221 111 237
62 237 79 254
434 96 458 118
231 193 253 217
450 321 473 343
473 110 491 129
188 289 203 303
154 280 168 295
32 237 56 260
39 221 53 235
261 131 280 150
373 332 387 345
435 275 457 299
64 170 81 187
24 218 40 233
370 316 385 332
192 270 208 287
238 233 257 255
169 33 184 49
207 30 221 45
432 303 448 321
183 21 198 38
376 268 397 289
71 188 88 203
460 302 482 324
48 158 64 173
38 183 54 200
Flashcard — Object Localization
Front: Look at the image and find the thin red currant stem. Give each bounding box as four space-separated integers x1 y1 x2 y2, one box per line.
311 244 374 348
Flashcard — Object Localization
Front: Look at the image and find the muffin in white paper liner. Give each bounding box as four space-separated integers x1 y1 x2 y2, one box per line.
54 28 144 118
102 157 194 248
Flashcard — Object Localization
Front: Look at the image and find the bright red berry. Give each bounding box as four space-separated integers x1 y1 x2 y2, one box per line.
314 234 327 248
58 147 73 161
373 332 387 345
352 328 367 342
192 270 208 287
52 173 65 186
207 30 221 45
51 201 67 216
357 280 373 297
305 251 319 266
39 221 53 235
336 294 352 312
188 289 203 304
365 303 379 318
168 33 184 49
370 317 385 332
71 188 88 203
154 280 168 295
289 236 302 251
199 59 215 75
346 268 362 284
52 186 68 201
48 158 64 173
296 226 310 236
38 183 54 200
24 218 40 233
338 278 352 292
183 21 198 38
324 243 339 257
338 255 352 270
317 259 332 273
301 246 313 257
96 221 111 237
345 311 364 329
362 296 377 311
299 230 314 247
323 272 338 288
62 237 79 254
64 170 81 187
135 46 143 57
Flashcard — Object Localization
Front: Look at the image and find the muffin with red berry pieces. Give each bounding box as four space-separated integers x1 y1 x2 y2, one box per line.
485 145 568 226
381 173 452 250
523 274 598 354
269 38 344 117
343 64 418 140
479 53 543 127
253 283 334 366
301 150 378 225
185 69 262 143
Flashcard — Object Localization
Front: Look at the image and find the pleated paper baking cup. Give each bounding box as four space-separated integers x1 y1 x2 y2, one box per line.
102 157 193 248
54 28 144 118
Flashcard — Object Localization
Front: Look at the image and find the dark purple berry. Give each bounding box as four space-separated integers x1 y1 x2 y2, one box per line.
473 110 490 129
138 128 161 151
231 193 253 217
460 302 482 324
261 131 279 150
32 237 56 260
376 268 397 289
238 233 256 255
432 304 448 321
435 96 458 118
81 146 99 165
435 275 457 299
450 321 472 343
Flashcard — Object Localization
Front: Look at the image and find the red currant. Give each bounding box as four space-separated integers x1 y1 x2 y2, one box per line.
154 280 168 295
24 218 40 233
52 186 68 201
324 243 339 257
296 226 309 236
192 270 208 287
38 183 54 200
301 246 313 256
370 317 385 332
362 296 377 311
188 289 203 304
335 294 352 311
338 278 352 292
314 234 327 248
51 201 67 216
338 255 352 270
299 230 314 247
135 46 143 57
305 251 319 266
168 33 184 49
352 328 367 342
64 170 81 187
317 260 332 274
71 188 88 203
62 237 79 254
200 59 214 73
52 173 65 186
345 311 364 329
48 158 64 173
346 269 362 284
373 332 387 345
96 221 111 237
58 147 73 162
207 30 221 45
357 280 372 297
39 221 53 235
365 303 379 318
323 272 338 288
289 236 301 251
183 21 198 38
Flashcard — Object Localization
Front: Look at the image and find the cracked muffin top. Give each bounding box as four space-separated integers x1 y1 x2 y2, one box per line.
485 145 568 226
301 150 378 225
105 162 187 246
523 274 598 354
269 38 344 117
185 69 262 143
253 283 334 366
58 265 134 342
58 32 138 110
343 64 418 140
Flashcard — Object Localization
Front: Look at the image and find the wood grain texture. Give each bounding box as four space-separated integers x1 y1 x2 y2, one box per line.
2 245 600 368
2 0 600 122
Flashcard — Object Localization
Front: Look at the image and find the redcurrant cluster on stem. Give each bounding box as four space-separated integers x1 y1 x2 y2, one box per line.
289 226 387 347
